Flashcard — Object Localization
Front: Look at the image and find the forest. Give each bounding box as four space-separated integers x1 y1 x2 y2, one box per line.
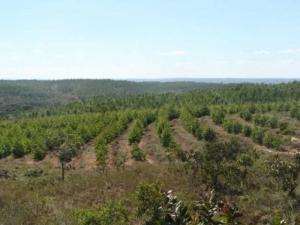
0 80 299 225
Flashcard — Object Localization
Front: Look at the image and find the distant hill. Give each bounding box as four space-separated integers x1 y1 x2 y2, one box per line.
0 79 219 116
131 77 300 83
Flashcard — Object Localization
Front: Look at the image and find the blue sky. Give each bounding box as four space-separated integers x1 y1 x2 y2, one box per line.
0 0 300 79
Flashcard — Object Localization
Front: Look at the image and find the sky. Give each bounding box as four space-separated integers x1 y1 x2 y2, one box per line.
0 0 300 80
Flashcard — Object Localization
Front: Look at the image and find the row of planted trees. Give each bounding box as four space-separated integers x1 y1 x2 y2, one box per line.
155 105 187 160
0 113 109 160
180 106 216 142
210 107 287 150
94 111 133 169
127 110 156 161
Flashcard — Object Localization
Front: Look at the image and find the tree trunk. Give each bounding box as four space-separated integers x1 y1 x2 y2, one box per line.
61 162 65 180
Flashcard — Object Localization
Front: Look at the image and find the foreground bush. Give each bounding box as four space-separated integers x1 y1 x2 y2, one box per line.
135 182 241 225
76 201 129 225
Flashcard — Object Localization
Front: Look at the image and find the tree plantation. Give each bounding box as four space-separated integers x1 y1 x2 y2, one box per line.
0 80 299 225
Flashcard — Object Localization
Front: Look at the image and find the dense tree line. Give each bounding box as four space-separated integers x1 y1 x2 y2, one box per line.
2 81 299 119
0 79 219 116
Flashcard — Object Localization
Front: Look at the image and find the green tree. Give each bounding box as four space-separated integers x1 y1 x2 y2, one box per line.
59 149 73 180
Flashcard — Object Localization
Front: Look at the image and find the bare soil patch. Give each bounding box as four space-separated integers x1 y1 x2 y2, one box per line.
171 119 203 152
139 123 167 163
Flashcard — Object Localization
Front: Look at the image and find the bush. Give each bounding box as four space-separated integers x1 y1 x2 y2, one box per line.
160 128 172 148
211 109 225 124
248 104 257 114
33 149 46 161
240 110 252 121
279 122 288 131
254 114 268 127
223 120 242 134
131 145 146 161
12 142 26 158
76 201 129 225
269 156 298 194
0 142 11 158
267 116 278 129
242 125 252 137
263 132 282 149
115 151 127 170
135 182 165 221
290 106 300 120
203 127 216 142
128 121 143 144
194 105 210 117
251 127 264 144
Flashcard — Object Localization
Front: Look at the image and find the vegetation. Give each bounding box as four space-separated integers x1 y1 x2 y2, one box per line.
131 144 146 161
180 107 203 140
95 112 132 168
0 80 299 224
128 111 156 145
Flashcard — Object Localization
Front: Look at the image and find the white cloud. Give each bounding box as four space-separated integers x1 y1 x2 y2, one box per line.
277 48 300 54
253 48 300 55
253 50 271 55
159 50 187 56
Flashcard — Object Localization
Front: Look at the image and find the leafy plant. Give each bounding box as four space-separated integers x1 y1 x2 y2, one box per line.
76 201 129 225
131 145 146 161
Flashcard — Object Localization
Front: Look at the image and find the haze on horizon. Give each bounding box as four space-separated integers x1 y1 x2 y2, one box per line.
1 1 300 80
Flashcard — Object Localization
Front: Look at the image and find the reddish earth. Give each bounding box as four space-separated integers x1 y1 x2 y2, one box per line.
107 123 135 168
171 119 203 153
139 123 167 163
64 140 98 170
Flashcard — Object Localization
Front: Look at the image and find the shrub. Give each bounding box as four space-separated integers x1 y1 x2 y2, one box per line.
115 151 127 170
263 132 282 149
135 182 164 220
223 120 242 134
128 121 143 144
12 141 26 158
0 142 11 158
242 125 252 137
203 127 216 142
211 109 225 124
160 128 172 148
248 104 257 114
96 142 108 167
267 116 278 129
254 114 268 127
269 156 298 195
131 145 146 161
33 149 46 161
290 106 300 120
240 110 252 121
251 127 264 144
194 105 210 117
279 122 288 131
76 201 129 225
